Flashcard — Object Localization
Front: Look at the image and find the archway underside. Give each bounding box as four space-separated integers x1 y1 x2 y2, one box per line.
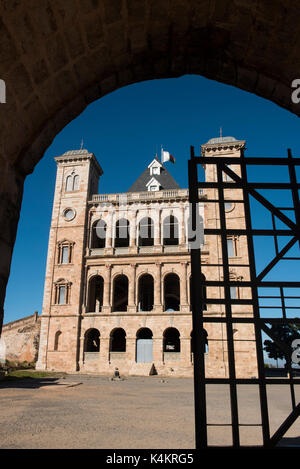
0 0 299 330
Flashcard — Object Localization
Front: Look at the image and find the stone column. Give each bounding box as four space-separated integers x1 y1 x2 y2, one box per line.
35 315 50 370
104 213 113 254
152 336 163 363
180 205 186 249
180 262 189 312
154 207 163 252
154 262 163 312
100 337 110 368
180 337 192 365
78 335 85 369
102 264 112 313
128 264 136 313
0 161 25 336
129 212 138 254
126 337 136 363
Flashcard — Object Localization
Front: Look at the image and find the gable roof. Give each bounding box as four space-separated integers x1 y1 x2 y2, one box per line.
128 160 180 192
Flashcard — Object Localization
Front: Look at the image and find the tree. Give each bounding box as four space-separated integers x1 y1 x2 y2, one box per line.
263 322 300 369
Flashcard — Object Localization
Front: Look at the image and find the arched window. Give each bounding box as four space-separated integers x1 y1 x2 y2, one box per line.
164 273 180 311
136 328 153 363
112 275 128 312
163 328 180 352
91 220 106 249
84 328 100 352
163 215 179 245
73 174 79 191
54 331 62 351
115 218 130 248
138 217 154 246
138 274 154 311
66 175 73 192
87 275 104 312
189 274 207 311
136 328 153 339
110 328 126 352
65 173 80 192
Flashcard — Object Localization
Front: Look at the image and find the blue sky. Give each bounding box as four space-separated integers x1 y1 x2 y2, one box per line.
4 75 300 361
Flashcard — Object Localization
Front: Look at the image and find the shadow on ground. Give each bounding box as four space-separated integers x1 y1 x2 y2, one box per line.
0 377 62 389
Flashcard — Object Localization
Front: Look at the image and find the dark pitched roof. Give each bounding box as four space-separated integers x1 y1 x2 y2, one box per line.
128 163 180 192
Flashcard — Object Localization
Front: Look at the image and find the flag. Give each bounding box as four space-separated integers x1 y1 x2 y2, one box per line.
161 148 175 164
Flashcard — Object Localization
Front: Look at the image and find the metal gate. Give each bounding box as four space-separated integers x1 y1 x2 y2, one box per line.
136 339 153 363
188 146 300 448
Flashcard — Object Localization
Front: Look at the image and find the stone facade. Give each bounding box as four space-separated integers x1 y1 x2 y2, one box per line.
0 0 299 341
36 136 258 378
1 312 40 363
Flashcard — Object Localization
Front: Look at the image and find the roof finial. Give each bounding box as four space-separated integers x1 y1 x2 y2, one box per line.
80 138 84 150
220 126 223 139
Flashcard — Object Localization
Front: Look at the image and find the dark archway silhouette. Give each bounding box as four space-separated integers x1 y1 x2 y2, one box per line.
87 275 104 312
91 220 106 249
115 218 130 248
112 274 128 312
163 327 180 352
0 1 299 332
138 274 154 312
110 328 126 352
164 273 180 311
84 328 100 352
138 217 154 246
163 215 179 246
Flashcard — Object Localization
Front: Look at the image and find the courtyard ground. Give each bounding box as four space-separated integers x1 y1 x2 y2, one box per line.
0 374 299 448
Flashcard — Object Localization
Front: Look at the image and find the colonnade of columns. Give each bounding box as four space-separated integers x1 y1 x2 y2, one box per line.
86 261 191 314
79 333 194 368
90 205 188 251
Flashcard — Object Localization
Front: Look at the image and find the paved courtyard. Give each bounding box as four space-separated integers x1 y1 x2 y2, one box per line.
0 374 299 448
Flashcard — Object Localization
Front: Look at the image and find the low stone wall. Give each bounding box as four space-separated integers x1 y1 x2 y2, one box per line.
0 312 41 363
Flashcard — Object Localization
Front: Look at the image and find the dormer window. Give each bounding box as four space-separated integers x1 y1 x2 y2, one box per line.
146 177 161 192
148 158 163 176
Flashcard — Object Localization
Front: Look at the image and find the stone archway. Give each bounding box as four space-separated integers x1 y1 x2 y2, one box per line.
0 0 300 331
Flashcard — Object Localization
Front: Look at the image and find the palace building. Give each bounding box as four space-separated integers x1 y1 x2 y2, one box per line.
36 136 257 377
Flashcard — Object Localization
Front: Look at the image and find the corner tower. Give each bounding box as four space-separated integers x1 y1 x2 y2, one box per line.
36 149 103 371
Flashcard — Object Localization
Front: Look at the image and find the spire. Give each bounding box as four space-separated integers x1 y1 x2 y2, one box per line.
80 138 84 150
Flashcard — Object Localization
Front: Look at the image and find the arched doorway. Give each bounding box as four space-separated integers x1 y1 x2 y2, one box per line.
138 274 154 312
115 218 130 248
112 275 128 312
163 328 180 362
136 328 153 363
90 219 106 249
164 273 180 311
163 215 179 246
190 329 208 363
84 328 100 353
87 275 104 312
138 217 154 246
110 328 126 354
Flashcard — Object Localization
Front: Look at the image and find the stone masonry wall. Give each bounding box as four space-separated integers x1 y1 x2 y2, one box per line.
1 312 41 363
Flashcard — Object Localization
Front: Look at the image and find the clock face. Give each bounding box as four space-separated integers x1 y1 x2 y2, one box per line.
63 208 75 221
